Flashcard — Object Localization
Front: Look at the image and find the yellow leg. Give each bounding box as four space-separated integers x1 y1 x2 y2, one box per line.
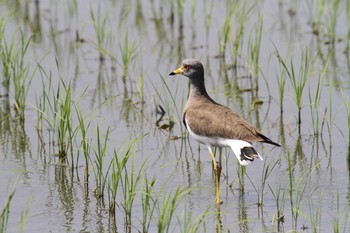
209 147 222 204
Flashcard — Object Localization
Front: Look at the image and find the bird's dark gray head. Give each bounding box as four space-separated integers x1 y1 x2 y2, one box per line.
169 59 204 82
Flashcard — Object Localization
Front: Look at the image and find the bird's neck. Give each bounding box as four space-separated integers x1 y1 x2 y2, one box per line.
189 81 214 102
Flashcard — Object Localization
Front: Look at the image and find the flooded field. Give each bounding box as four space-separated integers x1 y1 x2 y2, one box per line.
1 0 350 232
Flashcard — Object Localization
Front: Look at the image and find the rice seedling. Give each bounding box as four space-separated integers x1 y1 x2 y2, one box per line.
323 78 335 145
325 0 340 44
121 152 149 232
141 176 157 233
89 5 112 61
0 188 15 233
277 67 286 113
34 64 52 131
218 9 233 60
332 190 350 233
56 81 75 163
247 15 263 91
19 197 31 233
0 27 34 121
120 32 138 89
343 91 350 157
246 158 279 207
91 124 110 198
346 2 350 55
236 162 246 192
136 60 144 104
155 73 184 136
156 186 187 233
203 0 214 47
231 0 254 69
268 184 286 231
0 26 14 96
107 136 143 214
108 149 130 213
34 72 77 165
273 45 287 113
12 34 35 121
75 106 92 185
275 48 317 132
180 202 213 233
287 150 301 230
304 194 323 233
287 150 321 231
308 54 329 136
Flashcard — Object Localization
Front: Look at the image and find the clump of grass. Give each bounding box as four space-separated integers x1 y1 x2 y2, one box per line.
141 176 157 233
246 158 279 207
287 150 321 231
247 15 263 90
156 186 187 233
268 184 286 231
56 81 75 163
180 200 213 233
231 0 254 69
218 9 233 60
120 32 138 89
34 73 77 164
0 26 34 121
89 5 112 62
11 34 34 121
107 137 143 212
332 191 349 233
308 55 329 136
92 124 110 198
108 148 129 213
75 105 92 185
121 151 149 231
325 0 340 44
275 48 317 132
305 194 323 232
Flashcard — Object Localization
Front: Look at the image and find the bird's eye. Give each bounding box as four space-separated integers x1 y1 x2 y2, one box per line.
183 64 189 70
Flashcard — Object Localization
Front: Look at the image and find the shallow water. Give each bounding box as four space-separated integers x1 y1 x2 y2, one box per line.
1 0 349 232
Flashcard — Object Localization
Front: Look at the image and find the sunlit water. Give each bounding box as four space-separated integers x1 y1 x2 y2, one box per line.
1 0 349 232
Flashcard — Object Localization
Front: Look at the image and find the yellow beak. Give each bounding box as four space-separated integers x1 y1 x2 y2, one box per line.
169 67 183 75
